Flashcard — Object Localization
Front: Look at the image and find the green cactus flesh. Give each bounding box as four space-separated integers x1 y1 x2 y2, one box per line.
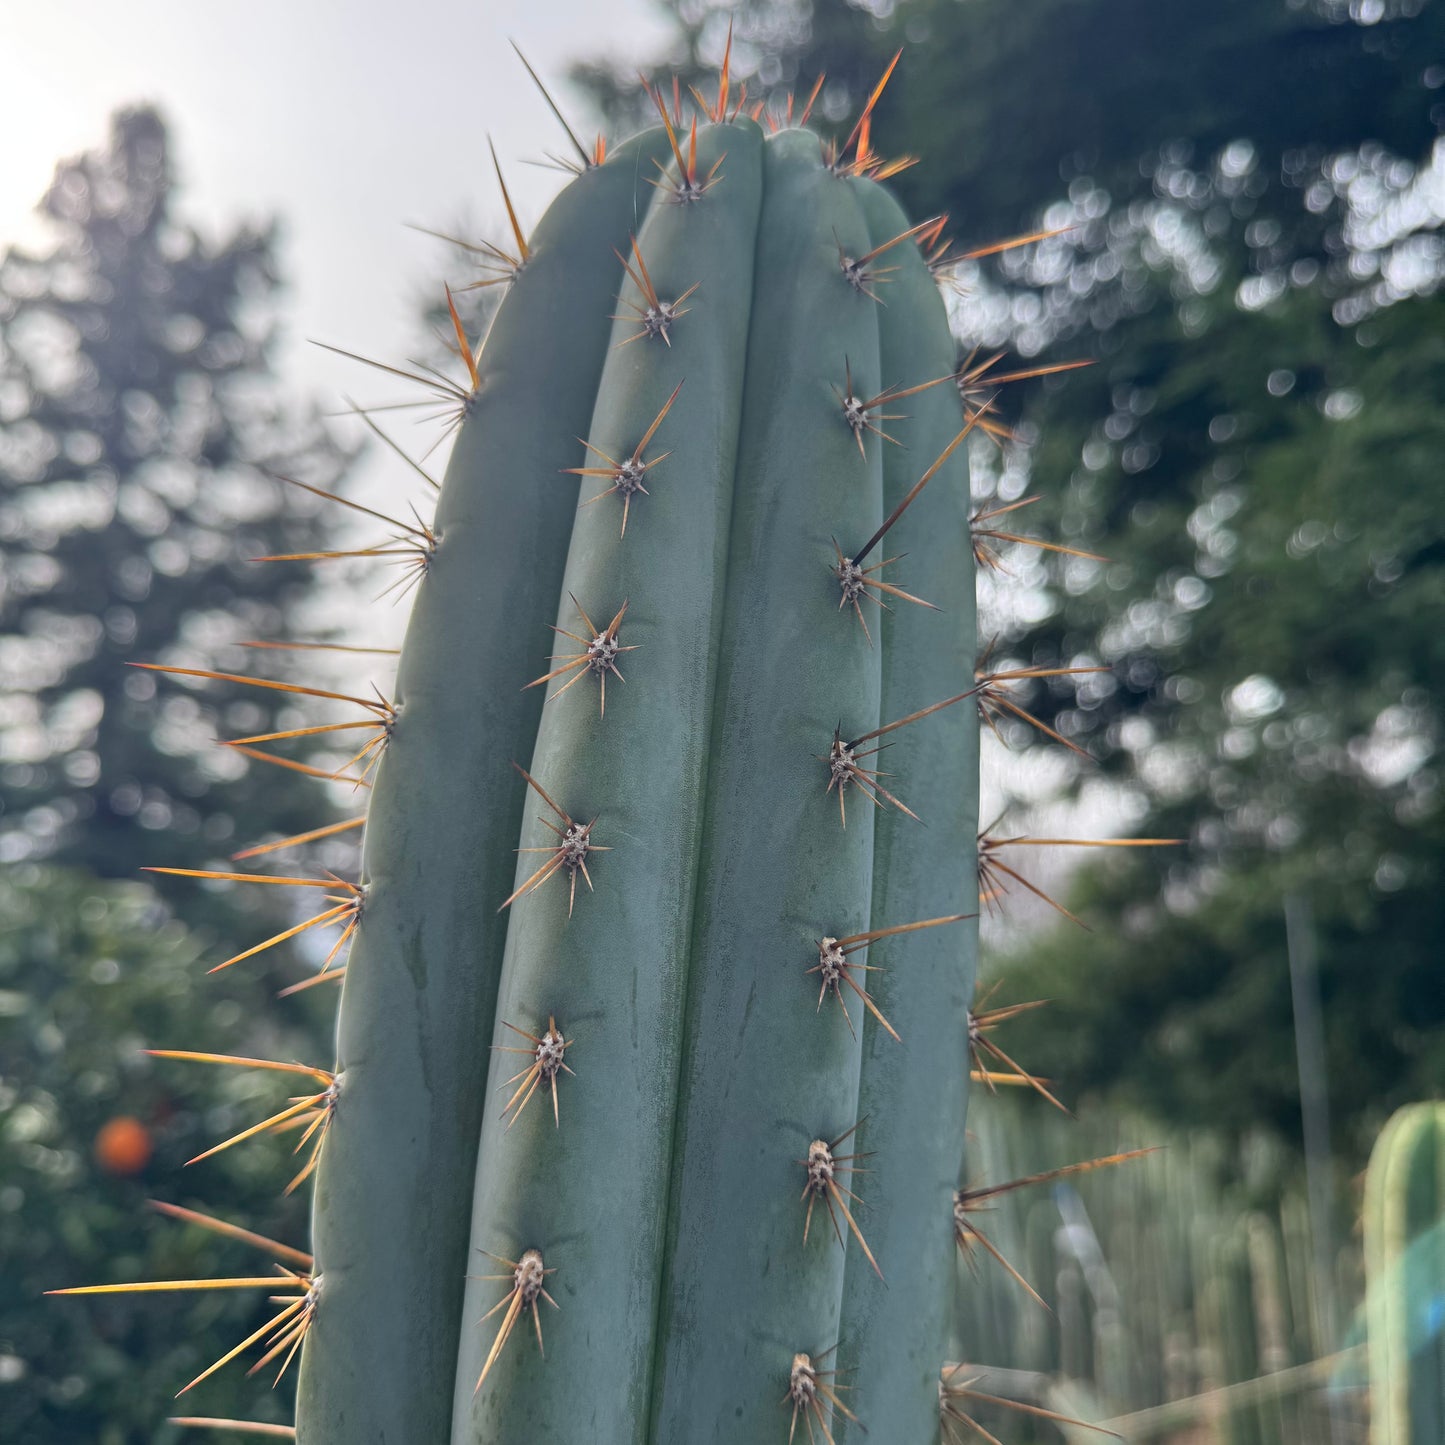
58 91 1014 1442
298 114 980 1443
1365 1103 1445 1445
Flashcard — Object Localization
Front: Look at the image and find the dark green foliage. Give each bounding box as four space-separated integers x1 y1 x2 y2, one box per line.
1 107 348 1443
0 868 317 1443
967 51 1445 1163
582 0 1445 247
996 279 1445 1160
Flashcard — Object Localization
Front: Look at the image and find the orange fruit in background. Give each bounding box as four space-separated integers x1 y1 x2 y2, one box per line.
94 1115 152 1175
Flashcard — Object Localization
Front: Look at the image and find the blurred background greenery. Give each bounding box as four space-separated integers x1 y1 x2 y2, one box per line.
3 0 1442 1439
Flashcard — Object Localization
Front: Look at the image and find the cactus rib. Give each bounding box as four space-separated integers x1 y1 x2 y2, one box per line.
295 124 676 1445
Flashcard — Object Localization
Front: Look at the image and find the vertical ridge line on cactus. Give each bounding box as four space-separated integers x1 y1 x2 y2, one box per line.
454 118 765 1444
646 124 885 1443
296 123 680 1445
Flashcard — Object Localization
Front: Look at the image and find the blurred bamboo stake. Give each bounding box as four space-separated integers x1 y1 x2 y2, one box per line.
1286 891 1352 1445
1086 1345 1364 1439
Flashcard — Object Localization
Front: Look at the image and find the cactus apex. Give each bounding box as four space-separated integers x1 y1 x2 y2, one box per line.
687 18 737 126
826 47 905 180
648 95 726 203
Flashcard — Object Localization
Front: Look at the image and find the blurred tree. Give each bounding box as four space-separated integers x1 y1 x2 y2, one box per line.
985 270 1445 1163
574 0 1445 1159
578 0 1445 243
0 109 394 1439
0 867 322 1442
0 106 356 915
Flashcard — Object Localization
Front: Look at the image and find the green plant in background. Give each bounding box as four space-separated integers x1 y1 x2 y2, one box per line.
48 53 1171 1443
946 1093 1368 1445
1365 1103 1445 1445
0 868 309 1442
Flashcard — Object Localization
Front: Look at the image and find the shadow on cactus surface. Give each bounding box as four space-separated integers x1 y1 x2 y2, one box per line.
47 46 1200 1444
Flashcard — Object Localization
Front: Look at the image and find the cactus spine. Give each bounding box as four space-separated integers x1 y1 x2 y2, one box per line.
1365 1103 1445 1445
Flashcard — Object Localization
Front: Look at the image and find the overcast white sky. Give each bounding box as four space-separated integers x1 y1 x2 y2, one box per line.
0 0 675 398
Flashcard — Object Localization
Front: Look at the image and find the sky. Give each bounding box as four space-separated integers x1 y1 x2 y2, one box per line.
0 0 675 398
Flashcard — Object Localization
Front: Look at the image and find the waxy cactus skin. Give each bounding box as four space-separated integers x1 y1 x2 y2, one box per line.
304 112 979 1445
57 60 1171 1445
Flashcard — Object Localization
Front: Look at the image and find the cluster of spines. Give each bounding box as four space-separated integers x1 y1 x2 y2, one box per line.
45 43 1181 1443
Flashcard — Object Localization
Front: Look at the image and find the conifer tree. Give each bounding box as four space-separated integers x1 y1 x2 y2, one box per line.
0 107 351 1441
0 107 351 903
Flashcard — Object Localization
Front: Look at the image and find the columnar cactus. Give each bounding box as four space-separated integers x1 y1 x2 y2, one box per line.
50 54 1156 1445
1365 1102 1445 1445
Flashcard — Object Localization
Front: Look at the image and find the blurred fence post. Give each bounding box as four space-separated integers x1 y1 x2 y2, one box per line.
1285 890 1349 1445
